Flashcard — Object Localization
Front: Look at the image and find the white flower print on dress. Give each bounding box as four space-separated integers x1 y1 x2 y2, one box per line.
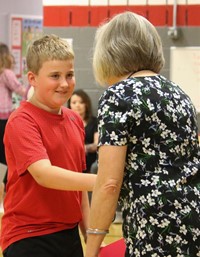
98 75 200 256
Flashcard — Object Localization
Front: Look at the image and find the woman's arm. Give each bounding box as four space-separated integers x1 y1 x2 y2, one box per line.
28 159 96 191
85 145 127 257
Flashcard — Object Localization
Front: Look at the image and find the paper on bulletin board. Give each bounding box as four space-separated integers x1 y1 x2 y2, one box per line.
9 14 43 79
11 18 22 47
9 14 43 108
12 48 21 76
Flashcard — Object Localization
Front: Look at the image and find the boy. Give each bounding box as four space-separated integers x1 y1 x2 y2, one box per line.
1 34 96 257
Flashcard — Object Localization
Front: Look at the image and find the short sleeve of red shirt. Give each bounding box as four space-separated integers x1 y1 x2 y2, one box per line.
4 112 49 176
4 101 86 175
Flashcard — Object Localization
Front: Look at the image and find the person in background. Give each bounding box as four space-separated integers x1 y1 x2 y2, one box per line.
68 80 125 225
0 43 27 200
1 35 96 257
68 89 98 173
85 11 200 257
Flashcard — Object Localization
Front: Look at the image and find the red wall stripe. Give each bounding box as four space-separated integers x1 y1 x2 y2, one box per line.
89 6 109 26
43 5 200 27
187 5 200 26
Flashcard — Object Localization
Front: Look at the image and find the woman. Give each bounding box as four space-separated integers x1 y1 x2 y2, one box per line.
85 12 200 257
69 89 98 173
0 43 27 196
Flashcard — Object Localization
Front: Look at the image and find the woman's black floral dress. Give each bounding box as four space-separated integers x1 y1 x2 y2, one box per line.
97 75 200 257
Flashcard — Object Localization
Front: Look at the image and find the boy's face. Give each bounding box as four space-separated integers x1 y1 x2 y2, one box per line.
28 59 75 113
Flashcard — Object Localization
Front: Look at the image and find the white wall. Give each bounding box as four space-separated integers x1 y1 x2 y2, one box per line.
0 0 43 44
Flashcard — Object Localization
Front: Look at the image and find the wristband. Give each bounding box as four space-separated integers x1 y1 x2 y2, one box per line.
86 228 109 235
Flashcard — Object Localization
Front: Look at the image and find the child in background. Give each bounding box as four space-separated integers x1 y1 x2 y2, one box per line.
1 34 96 257
0 43 27 201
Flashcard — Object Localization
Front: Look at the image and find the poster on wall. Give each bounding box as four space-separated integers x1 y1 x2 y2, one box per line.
22 17 43 76
9 15 43 108
10 15 43 78
170 47 200 113
11 18 22 48
12 48 21 77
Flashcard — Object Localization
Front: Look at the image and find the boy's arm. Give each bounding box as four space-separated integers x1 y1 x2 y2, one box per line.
28 159 96 191
79 191 90 243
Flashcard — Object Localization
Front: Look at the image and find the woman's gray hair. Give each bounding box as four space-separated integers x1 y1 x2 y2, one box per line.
93 11 165 86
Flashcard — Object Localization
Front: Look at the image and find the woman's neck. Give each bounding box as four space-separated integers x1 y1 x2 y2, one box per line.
130 70 157 78
107 70 157 86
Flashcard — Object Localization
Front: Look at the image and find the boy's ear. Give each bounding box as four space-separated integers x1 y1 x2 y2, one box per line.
27 71 37 86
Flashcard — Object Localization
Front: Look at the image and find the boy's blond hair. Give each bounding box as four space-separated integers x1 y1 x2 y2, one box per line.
26 34 74 74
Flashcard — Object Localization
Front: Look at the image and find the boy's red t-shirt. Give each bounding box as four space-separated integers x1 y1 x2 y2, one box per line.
1 101 86 251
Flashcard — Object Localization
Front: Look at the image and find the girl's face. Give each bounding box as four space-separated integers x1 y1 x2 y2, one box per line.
70 94 86 119
28 59 75 114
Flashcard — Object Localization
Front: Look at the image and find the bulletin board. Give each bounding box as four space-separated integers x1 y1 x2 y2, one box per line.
9 15 43 108
170 47 200 113
9 14 43 79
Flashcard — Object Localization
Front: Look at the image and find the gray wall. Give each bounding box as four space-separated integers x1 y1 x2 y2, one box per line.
44 26 200 121
0 0 43 43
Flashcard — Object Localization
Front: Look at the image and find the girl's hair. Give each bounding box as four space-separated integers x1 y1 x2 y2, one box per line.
68 89 93 122
26 34 74 74
0 43 12 72
93 11 165 86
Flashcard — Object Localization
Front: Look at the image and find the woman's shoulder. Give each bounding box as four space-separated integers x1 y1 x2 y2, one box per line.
100 79 133 104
